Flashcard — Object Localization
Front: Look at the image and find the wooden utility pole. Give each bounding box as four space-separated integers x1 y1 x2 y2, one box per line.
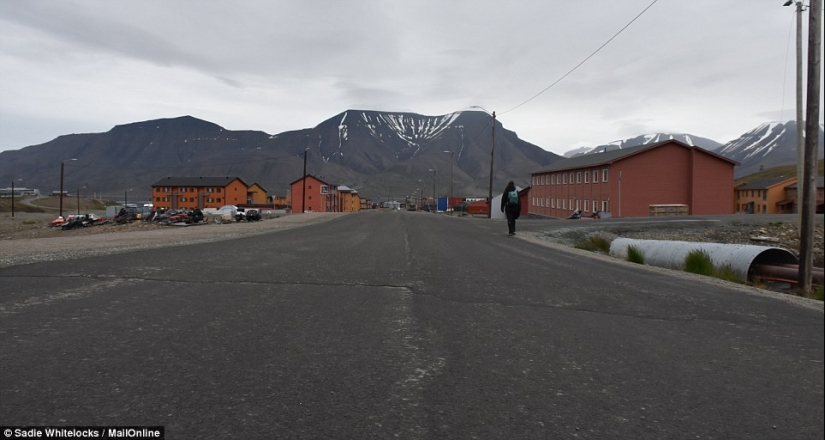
487 111 496 218
798 0 822 293
793 0 805 225
302 149 308 213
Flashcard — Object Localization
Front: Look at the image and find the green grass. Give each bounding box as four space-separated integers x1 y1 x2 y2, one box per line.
684 249 715 276
684 249 748 283
627 245 645 264
575 235 611 253
713 264 746 284
812 284 824 301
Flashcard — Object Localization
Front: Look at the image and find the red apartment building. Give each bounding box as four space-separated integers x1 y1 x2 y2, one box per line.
529 140 738 218
290 175 339 213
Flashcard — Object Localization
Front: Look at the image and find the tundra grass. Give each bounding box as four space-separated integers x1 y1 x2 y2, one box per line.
626 245 645 264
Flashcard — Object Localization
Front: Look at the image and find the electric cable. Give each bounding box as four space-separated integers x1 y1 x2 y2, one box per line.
500 0 660 115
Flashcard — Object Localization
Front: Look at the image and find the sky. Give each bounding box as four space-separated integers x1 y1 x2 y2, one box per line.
1 0 823 156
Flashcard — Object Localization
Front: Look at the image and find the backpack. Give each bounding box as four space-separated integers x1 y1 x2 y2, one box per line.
507 189 519 206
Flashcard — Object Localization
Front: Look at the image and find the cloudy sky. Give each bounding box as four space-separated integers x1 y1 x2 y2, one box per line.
1 0 822 156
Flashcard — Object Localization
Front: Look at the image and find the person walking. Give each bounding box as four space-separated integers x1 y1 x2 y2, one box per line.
500 180 521 236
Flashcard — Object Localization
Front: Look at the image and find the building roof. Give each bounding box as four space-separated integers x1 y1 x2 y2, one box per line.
151 176 248 187
532 140 738 174
787 176 825 189
289 174 333 186
737 177 797 190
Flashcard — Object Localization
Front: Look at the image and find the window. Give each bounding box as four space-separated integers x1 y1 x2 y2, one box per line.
533 176 537 185
575 199 580 210
563 199 567 209
584 171 589 184
593 170 598 183
546 197 550 207
602 168 609 182
576 172 581 184
602 200 609 212
593 200 598 212
569 172 574 183
551 198 555 208
563 174 568 184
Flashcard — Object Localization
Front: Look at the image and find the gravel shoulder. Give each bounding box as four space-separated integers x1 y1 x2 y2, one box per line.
0 212 348 268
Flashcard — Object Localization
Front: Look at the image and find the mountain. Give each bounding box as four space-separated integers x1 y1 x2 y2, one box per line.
0 112 562 201
563 133 722 158
716 121 825 178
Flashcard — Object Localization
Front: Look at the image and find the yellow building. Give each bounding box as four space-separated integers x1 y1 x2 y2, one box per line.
337 185 361 212
734 177 797 214
247 182 268 205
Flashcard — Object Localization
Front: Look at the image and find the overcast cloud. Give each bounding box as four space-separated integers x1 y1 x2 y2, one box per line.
1 0 822 156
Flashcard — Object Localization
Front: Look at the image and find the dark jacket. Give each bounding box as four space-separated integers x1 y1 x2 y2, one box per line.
500 186 521 214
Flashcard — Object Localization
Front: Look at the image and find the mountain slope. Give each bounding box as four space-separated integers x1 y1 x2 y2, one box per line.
564 133 722 157
717 121 825 178
0 112 562 201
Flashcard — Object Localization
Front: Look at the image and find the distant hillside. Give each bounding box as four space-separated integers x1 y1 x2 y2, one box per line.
0 112 562 201
735 159 825 185
563 133 722 157
717 121 825 178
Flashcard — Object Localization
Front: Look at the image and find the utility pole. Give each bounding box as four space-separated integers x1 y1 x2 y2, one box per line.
302 149 307 213
444 150 454 214
799 0 822 293
487 111 496 218
791 0 806 225
59 161 65 218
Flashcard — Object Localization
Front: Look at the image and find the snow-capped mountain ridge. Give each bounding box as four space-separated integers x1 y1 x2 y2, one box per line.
564 133 720 157
716 121 824 177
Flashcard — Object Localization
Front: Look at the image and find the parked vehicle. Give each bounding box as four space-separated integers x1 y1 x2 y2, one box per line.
114 207 138 224
61 214 107 230
245 209 261 221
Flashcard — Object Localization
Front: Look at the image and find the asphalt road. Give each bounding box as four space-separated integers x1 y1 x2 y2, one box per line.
1 212 822 439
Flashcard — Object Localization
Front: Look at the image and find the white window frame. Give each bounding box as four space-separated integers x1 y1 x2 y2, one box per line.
602 168 609 182
593 170 599 183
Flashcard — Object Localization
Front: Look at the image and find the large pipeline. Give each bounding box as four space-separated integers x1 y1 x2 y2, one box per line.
608 239 820 286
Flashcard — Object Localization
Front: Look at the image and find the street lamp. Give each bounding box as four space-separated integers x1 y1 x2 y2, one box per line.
443 150 454 213
428 168 437 211
468 106 496 218
59 158 77 218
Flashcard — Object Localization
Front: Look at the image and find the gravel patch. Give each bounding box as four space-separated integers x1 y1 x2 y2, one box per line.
0 212 347 268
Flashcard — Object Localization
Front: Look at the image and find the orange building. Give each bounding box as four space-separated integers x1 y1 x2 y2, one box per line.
529 140 738 218
735 177 797 214
290 175 338 213
151 176 248 211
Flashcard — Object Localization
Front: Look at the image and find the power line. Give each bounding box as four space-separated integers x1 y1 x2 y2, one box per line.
501 0 660 115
